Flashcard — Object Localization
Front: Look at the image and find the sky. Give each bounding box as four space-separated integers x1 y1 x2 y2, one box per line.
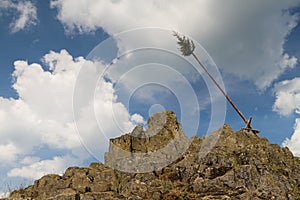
1 0 300 196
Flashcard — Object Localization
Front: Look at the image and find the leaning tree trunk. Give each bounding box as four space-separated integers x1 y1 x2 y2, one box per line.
173 32 259 134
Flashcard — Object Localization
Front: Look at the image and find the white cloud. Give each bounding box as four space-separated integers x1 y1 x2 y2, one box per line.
0 143 21 164
50 0 300 90
131 114 146 124
8 155 78 180
0 0 38 33
273 77 300 116
273 77 300 156
20 156 40 165
283 118 300 157
0 97 41 154
0 49 143 179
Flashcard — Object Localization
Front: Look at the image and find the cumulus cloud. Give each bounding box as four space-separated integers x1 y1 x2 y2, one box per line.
130 114 145 124
50 0 300 90
0 0 38 33
0 49 143 180
273 77 300 116
0 143 21 164
282 118 300 157
8 156 78 180
273 77 300 156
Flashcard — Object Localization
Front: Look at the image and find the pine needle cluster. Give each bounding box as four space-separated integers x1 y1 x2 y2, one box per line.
173 32 195 56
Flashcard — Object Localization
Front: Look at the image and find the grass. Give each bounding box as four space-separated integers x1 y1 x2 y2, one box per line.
183 192 190 200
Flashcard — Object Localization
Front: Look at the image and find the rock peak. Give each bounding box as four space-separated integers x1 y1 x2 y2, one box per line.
5 111 300 200
105 110 189 173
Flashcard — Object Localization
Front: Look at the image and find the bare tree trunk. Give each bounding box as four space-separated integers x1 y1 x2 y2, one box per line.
191 53 259 134
173 32 259 134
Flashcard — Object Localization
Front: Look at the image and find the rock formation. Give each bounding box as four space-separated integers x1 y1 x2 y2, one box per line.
105 111 189 173
4 111 300 200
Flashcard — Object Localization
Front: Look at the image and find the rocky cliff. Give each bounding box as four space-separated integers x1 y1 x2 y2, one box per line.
5 111 300 200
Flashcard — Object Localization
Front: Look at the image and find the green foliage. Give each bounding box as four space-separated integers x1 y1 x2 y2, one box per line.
295 195 300 200
270 164 286 175
293 185 300 195
183 192 190 200
173 32 195 56
270 164 279 172
113 187 119 194
114 169 121 177
164 183 172 190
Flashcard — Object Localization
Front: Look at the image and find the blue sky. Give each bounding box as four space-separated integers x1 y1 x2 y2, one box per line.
1 0 300 196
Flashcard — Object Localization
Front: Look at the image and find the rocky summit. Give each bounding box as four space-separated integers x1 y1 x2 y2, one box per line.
4 111 300 200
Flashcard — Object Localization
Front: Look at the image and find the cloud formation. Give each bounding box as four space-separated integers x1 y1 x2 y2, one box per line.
283 119 300 156
0 0 37 33
50 0 300 90
0 50 143 180
273 78 300 116
8 156 78 179
273 77 300 156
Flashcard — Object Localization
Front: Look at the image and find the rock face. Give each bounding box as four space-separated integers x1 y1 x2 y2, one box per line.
105 111 189 173
5 111 300 200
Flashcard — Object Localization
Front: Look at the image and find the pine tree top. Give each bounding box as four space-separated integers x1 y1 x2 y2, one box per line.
173 32 195 56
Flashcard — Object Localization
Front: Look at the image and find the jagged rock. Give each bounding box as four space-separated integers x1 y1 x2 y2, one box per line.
105 110 189 173
4 111 300 200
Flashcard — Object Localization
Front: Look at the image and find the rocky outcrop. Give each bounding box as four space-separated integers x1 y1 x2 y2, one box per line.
105 111 189 173
5 111 300 200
